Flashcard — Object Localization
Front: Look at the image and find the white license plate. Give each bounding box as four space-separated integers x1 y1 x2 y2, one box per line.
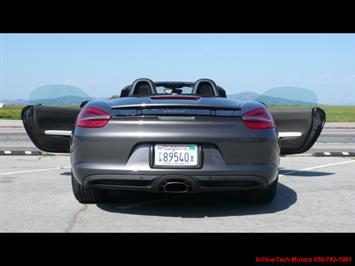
154 144 199 167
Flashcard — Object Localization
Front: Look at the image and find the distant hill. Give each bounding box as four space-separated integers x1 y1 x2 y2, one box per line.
0 96 109 106
255 95 316 106
0 98 29 105
3 93 316 106
30 84 89 100
26 84 92 106
1 86 324 106
30 95 92 106
228 91 317 106
261 86 318 105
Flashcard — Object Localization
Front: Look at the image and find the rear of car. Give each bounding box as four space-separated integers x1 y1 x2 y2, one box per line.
70 96 279 202
21 79 325 205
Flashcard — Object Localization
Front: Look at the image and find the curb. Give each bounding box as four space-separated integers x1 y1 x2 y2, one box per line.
0 150 42 156
313 152 355 157
325 127 355 130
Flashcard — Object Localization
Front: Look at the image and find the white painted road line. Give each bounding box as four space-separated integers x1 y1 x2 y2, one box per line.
0 150 42 156
280 160 355 177
278 132 302 138
44 130 72 136
0 166 71 176
313 151 355 157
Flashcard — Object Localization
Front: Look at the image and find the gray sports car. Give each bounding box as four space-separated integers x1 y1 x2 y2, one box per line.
22 78 326 204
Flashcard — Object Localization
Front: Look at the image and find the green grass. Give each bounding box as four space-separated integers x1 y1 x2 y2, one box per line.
0 105 80 120
1 104 355 122
0 105 23 120
320 106 355 122
268 105 355 122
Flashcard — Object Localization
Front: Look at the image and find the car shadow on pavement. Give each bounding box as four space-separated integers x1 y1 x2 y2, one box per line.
60 172 71 176
97 182 297 218
279 169 334 177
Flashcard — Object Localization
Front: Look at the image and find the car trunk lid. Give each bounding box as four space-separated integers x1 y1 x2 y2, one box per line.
110 96 242 117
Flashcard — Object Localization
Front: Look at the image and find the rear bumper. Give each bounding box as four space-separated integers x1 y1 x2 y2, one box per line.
78 163 278 193
71 116 279 192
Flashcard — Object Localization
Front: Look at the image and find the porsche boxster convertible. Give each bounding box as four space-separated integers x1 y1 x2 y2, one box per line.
22 78 326 204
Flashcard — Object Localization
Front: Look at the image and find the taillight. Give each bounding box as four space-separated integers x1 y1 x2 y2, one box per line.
241 108 275 129
76 107 111 128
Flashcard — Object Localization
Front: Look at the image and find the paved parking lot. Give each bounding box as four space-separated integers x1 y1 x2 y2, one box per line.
1 155 354 232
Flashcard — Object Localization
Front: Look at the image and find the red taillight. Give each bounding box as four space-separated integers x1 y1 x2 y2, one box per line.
76 107 111 128
242 108 275 129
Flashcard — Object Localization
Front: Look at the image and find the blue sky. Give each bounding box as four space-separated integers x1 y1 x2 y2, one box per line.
1 33 355 104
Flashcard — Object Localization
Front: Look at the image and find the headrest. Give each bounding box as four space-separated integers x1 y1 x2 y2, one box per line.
129 78 157 96
192 79 220 97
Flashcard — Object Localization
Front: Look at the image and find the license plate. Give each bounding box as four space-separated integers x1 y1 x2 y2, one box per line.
154 144 199 167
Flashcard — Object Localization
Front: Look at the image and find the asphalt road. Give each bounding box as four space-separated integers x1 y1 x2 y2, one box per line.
1 119 355 232
1 155 354 232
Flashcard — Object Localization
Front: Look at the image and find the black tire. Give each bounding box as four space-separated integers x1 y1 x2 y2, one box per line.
71 173 108 204
248 176 278 204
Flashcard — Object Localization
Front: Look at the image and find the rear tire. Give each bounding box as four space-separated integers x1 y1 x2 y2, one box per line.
71 173 108 204
248 176 278 203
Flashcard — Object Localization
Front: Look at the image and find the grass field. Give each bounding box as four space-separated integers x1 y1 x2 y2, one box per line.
0 105 23 120
320 106 355 122
268 105 355 122
0 105 79 120
1 104 355 122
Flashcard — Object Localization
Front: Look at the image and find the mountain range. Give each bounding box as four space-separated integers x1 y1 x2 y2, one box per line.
0 96 109 106
0 93 320 106
0 92 348 106
228 91 317 106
